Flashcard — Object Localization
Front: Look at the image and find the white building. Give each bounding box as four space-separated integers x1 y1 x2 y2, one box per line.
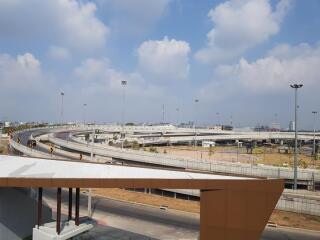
289 121 295 131
202 141 216 147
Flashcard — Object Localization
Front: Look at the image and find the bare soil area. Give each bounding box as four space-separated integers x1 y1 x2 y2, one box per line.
0 139 8 155
146 146 320 169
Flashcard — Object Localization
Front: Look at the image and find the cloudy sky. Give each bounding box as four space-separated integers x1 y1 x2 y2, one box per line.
0 0 320 129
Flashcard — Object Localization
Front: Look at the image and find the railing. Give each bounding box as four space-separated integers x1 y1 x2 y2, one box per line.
49 133 320 182
9 137 65 160
162 188 320 216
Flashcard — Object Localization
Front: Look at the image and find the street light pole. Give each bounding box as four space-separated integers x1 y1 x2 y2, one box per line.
60 92 64 125
121 80 127 149
88 128 94 217
194 99 199 147
83 103 87 125
312 111 318 157
216 112 220 126
162 104 165 123
176 108 180 126
290 83 303 190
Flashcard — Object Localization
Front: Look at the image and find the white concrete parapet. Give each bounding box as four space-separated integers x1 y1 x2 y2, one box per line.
48 133 320 182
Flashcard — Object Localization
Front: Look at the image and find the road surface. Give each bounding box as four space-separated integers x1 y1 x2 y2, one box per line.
43 189 320 240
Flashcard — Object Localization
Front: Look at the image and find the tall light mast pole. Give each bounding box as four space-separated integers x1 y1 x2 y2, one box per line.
121 80 127 149
194 99 199 147
290 83 303 190
312 111 318 157
60 92 64 125
83 103 87 125
162 104 165 123
176 108 180 126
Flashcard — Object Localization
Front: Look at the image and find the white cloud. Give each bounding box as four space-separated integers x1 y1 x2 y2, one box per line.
74 58 162 97
0 53 43 91
0 0 109 52
200 43 320 101
71 57 170 122
47 46 70 60
17 53 41 69
195 0 292 64
0 52 60 121
137 36 191 82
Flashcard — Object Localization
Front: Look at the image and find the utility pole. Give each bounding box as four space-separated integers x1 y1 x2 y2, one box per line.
290 83 303 190
312 111 318 157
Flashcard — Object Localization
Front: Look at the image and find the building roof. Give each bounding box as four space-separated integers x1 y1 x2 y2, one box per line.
0 155 248 180
0 155 268 189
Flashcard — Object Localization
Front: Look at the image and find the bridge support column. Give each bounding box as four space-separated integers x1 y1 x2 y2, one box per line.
200 179 283 240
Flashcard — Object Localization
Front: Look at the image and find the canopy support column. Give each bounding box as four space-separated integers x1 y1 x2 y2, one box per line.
56 188 61 235
68 188 73 221
75 188 80 226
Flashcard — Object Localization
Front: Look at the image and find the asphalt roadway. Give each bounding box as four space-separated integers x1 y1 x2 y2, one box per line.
43 189 320 240
13 129 320 240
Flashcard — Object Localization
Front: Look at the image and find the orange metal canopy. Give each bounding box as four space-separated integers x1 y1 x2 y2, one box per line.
0 155 284 240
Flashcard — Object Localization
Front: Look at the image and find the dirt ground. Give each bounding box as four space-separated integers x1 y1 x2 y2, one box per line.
92 188 320 232
146 146 320 169
0 139 8 155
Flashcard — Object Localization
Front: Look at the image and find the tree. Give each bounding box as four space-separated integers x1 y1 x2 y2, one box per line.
113 134 118 141
209 146 214 156
123 139 129 147
132 141 140 150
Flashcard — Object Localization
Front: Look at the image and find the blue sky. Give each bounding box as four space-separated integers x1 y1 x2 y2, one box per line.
0 0 320 130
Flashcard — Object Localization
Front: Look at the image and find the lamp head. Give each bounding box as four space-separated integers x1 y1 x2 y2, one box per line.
121 80 127 86
290 84 303 89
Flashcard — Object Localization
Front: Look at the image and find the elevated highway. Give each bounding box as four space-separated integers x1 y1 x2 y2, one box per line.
9 126 320 189
8 127 320 217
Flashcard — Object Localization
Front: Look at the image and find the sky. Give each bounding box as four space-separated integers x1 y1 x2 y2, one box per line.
0 0 320 130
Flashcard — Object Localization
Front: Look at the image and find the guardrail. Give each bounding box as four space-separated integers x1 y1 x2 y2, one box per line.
49 133 320 183
31 135 111 163
9 137 65 160
161 188 320 216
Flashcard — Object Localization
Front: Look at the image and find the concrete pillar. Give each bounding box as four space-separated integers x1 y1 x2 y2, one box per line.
37 187 43 228
88 188 92 217
0 188 52 239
